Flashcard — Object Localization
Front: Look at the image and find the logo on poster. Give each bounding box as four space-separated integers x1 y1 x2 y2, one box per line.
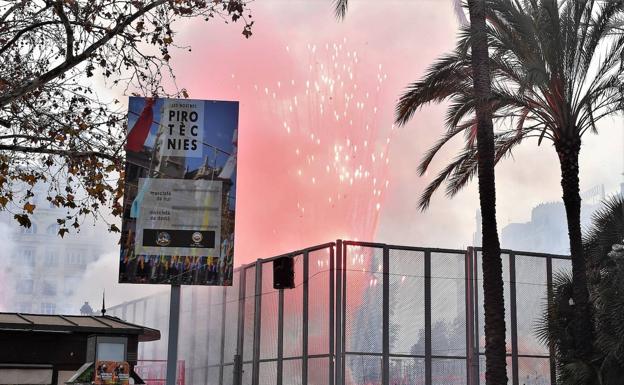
191 232 203 244
156 231 171 246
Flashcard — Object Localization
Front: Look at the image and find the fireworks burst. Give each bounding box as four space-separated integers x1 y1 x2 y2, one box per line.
233 38 395 243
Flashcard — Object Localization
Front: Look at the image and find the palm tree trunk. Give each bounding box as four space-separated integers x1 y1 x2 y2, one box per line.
467 1 508 384
556 136 593 360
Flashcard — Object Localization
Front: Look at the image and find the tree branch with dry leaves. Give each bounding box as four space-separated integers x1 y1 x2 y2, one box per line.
0 0 253 235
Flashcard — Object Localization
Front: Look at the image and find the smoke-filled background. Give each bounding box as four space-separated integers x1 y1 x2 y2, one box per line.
0 4 622 381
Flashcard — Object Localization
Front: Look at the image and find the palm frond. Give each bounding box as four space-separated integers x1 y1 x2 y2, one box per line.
395 54 471 127
417 151 470 211
417 121 473 177
583 195 624 268
400 0 624 211
445 129 525 198
453 0 469 26
418 129 528 210
333 0 348 20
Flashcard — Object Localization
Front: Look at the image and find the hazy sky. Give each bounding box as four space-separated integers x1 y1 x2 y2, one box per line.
4 0 623 310
156 0 622 262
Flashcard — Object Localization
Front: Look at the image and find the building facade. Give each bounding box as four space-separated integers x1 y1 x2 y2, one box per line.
473 185 608 255
1 188 109 315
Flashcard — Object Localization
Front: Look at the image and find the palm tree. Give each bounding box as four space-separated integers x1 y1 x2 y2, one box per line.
396 0 624 361
465 1 508 383
334 0 508 383
538 195 624 384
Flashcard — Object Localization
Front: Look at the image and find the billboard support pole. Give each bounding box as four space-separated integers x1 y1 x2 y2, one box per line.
166 284 181 385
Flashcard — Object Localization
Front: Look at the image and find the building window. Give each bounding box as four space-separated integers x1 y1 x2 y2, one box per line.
42 280 57 296
64 276 81 296
40 303 56 314
46 224 60 235
66 251 85 266
17 249 36 266
44 251 58 266
17 302 32 313
16 279 34 294
19 223 37 235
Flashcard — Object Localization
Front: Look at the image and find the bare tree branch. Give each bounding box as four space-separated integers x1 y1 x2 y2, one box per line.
0 0 253 232
0 0 169 108
0 144 118 162
52 0 74 59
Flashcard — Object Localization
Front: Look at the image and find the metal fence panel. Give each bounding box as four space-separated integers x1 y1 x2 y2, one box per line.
108 241 569 385
388 249 425 356
258 361 277 385
551 258 572 276
308 249 331 356
206 287 224 367
432 358 466 385
307 357 330 385
430 252 467 359
283 359 303 385
344 355 382 385
390 356 426 385
206 366 220 385
222 364 234 385
515 255 548 356
260 262 279 360
241 363 252 385
517 356 550 385
344 245 384 354
283 255 304 358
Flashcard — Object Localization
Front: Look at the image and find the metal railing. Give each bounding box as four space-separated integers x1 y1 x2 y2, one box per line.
108 240 570 385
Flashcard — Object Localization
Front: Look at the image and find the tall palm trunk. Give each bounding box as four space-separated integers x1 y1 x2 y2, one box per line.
467 1 508 384
555 135 593 360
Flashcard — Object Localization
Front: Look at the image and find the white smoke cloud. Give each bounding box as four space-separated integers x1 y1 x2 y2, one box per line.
0 222 16 311
66 251 167 314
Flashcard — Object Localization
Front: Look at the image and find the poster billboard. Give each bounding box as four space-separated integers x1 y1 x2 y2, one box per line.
119 97 238 286
94 361 129 385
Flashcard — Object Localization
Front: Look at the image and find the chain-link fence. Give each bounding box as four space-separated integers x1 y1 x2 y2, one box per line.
108 240 570 385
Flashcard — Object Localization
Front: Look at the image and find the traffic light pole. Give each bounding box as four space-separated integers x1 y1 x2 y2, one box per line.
166 284 181 385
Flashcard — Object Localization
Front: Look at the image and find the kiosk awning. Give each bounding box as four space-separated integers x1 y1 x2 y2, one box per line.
0 364 53 385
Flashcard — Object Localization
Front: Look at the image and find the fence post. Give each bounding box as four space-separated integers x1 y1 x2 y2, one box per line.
218 286 227 385
303 250 309 385
342 242 347 384
546 257 556 384
233 268 246 385
335 240 343 385
509 252 519 385
424 250 432 385
277 286 284 385
204 287 213 385
473 248 482 385
252 261 263 385
465 247 475 385
166 284 181 385
329 245 335 385
382 246 390 385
